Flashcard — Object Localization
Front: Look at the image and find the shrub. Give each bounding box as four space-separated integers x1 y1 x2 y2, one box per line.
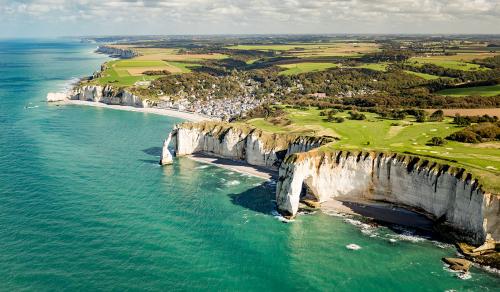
470 122 500 140
348 111 366 120
414 110 428 122
447 129 480 143
429 110 444 122
453 114 472 126
453 114 498 126
325 109 339 122
427 137 446 146
392 111 407 120
333 117 345 123
447 122 500 143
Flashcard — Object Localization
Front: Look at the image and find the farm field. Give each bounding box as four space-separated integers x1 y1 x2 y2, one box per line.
404 70 443 80
353 63 388 71
108 45 227 61
246 106 500 191
278 62 338 75
423 52 499 61
437 84 500 97
409 57 489 71
228 42 380 57
92 46 216 86
92 59 197 86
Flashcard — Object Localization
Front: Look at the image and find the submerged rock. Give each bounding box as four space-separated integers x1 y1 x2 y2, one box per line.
458 240 500 269
301 199 321 209
442 257 472 272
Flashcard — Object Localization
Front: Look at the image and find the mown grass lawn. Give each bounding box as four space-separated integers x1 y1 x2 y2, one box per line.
437 84 500 97
246 106 500 191
278 62 338 75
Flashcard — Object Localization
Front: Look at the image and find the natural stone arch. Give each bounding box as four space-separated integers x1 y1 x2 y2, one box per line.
300 175 321 203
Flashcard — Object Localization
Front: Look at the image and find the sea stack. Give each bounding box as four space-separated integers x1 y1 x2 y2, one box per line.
160 133 174 165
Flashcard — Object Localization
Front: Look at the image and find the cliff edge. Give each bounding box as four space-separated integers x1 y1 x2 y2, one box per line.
161 121 499 250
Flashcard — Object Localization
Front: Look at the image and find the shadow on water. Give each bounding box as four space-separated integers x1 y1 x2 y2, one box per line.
340 200 438 239
142 147 162 156
139 159 159 164
228 182 276 215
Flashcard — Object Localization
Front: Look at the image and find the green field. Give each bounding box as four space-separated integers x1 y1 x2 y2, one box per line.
278 63 338 75
114 60 168 67
228 42 380 58
228 44 331 51
410 57 487 71
246 107 500 191
90 60 159 86
404 70 443 80
353 63 388 71
437 84 500 97
92 59 198 86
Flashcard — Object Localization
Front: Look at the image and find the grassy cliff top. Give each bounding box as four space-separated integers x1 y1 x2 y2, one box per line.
246 106 500 193
177 121 335 151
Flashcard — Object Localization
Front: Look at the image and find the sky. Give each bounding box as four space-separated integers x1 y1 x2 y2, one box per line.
0 0 499 37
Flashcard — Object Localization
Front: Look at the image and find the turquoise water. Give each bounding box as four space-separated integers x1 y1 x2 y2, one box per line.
0 39 498 291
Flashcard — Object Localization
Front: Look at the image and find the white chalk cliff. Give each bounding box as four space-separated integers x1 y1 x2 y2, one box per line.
95 45 138 59
276 151 499 245
162 121 499 246
165 121 333 169
46 85 152 108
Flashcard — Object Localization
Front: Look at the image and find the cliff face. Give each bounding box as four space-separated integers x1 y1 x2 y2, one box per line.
276 151 499 245
67 85 151 108
96 45 138 59
161 121 498 246
165 121 333 169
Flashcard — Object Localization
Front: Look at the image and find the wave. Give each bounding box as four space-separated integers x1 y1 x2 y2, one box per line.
195 165 210 169
346 243 361 250
271 209 294 223
344 218 379 238
442 266 472 280
59 77 81 93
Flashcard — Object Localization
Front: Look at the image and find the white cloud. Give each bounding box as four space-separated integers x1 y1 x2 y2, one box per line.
0 0 498 36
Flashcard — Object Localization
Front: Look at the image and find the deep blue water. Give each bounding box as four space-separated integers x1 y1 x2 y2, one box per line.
0 39 498 291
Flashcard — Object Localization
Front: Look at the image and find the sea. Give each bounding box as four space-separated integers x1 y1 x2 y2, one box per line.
0 39 498 291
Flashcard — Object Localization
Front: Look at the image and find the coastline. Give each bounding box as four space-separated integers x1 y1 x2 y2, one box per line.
56 99 212 122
